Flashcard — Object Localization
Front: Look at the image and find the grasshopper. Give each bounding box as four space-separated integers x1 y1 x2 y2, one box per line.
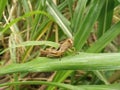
40 38 73 57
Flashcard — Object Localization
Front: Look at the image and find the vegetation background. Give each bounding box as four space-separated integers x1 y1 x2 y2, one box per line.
0 0 120 90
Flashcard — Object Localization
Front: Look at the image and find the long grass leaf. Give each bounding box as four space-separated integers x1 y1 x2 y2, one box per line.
47 71 73 90
0 81 78 90
1 53 120 75
0 41 59 55
0 81 120 90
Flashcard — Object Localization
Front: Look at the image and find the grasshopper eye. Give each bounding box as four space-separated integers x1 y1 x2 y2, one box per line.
67 38 73 46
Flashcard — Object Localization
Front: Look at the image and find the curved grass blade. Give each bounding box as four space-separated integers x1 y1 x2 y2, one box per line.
0 41 59 55
1 53 120 75
0 11 52 36
15 41 59 48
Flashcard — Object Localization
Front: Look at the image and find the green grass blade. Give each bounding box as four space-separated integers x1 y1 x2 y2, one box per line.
67 0 74 20
47 71 73 90
1 53 120 75
97 0 114 38
0 41 59 55
0 81 120 90
93 71 109 85
78 84 120 90
58 0 67 11
74 0 105 51
21 0 31 12
14 41 59 48
0 0 7 19
0 81 78 90
71 0 87 32
21 0 33 28
46 0 73 38
87 21 120 53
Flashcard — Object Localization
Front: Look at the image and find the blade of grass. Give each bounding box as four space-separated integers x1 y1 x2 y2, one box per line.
21 0 32 37
1 53 120 75
93 71 109 85
15 41 59 48
97 0 114 38
0 41 59 55
87 21 120 53
0 0 7 19
21 0 31 12
0 81 120 90
78 84 120 90
58 0 67 11
71 0 87 33
47 70 73 90
74 0 105 51
46 0 73 39
67 0 74 21
0 81 78 90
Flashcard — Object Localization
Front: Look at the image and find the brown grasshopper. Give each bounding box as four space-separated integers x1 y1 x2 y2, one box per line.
40 38 73 57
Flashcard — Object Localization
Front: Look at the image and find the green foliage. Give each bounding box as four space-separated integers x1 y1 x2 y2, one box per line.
87 21 120 52
1 53 120 75
74 0 105 50
97 0 114 38
0 0 7 19
0 0 120 90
